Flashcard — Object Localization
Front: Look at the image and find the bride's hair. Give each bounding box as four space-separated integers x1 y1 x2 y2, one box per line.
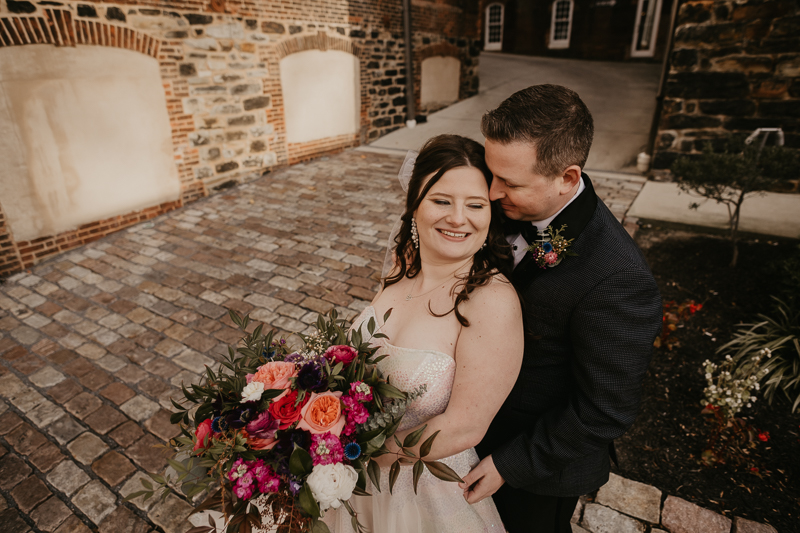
383 134 513 327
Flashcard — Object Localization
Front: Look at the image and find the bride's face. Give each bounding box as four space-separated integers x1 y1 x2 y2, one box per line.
414 166 491 264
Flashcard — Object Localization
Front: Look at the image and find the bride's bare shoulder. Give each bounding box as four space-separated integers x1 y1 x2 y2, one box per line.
464 272 520 314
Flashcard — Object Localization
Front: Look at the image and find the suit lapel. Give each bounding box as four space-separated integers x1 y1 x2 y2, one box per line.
511 173 599 290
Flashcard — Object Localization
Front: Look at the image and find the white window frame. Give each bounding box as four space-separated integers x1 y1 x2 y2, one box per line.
548 0 574 50
630 0 663 58
484 3 504 51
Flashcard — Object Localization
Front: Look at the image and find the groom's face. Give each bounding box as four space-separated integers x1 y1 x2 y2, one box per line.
485 139 570 222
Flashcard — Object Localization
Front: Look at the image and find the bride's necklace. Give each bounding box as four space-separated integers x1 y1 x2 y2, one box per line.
405 263 467 301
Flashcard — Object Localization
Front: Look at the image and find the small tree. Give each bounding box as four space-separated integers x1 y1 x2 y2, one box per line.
671 138 798 267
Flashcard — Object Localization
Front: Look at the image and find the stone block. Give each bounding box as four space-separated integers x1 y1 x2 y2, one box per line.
29 366 66 388
28 440 65 472
149 492 194 533
92 450 136 487
144 409 180 442
100 382 136 405
733 516 778 533
125 434 168 472
55 514 92 533
5 422 48 455
98 505 151 533
595 473 661 523
0 508 31 533
581 503 645 533
667 72 749 100
72 480 116 524
47 459 91 496
46 415 85 445
0 454 32 490
110 421 145 448
84 404 128 434
67 432 109 464
30 495 72 531
65 392 103 419
119 471 157 512
11 475 51 512
662 495 731 533
28 401 66 428
120 395 160 422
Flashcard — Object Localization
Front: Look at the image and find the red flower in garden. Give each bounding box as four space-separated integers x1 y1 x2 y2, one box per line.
758 431 770 442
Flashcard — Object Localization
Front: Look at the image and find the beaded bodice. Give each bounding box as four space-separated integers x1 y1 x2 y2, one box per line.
355 306 456 431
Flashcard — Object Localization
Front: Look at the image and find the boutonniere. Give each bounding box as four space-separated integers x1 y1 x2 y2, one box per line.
525 224 577 268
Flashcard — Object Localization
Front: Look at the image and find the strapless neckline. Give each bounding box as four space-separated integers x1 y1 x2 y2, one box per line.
359 306 456 365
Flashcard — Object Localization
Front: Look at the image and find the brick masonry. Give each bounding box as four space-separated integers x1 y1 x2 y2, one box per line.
652 0 800 170
0 0 480 277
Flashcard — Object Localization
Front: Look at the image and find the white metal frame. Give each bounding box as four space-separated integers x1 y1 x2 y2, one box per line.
548 0 574 49
630 0 663 58
484 3 504 51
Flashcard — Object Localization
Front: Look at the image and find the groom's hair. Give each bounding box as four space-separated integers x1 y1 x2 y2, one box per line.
481 84 594 178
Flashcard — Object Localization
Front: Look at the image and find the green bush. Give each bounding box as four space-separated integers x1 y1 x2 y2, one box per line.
671 141 799 267
720 298 800 412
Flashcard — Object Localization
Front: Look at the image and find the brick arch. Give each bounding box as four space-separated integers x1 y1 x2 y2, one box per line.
274 31 362 60
0 9 160 58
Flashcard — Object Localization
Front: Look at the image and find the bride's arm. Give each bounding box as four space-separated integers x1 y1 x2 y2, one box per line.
380 276 524 463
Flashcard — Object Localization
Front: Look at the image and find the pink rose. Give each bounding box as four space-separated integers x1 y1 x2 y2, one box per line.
544 251 558 265
297 391 346 437
251 361 296 391
193 419 213 452
324 345 358 366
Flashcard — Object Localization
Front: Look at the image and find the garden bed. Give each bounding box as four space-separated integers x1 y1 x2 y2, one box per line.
612 226 800 532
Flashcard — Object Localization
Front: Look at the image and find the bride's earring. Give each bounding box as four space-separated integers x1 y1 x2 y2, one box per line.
481 239 487 250
411 218 419 249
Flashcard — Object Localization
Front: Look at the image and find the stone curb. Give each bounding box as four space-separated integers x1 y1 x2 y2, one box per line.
571 473 778 533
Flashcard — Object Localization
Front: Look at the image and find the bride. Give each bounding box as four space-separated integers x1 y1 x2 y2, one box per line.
326 135 524 532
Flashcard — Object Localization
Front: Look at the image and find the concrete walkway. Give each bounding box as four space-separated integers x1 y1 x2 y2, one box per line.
0 149 777 532
367 52 662 174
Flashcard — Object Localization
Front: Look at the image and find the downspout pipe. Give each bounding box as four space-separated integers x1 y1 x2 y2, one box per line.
403 0 417 128
646 0 681 157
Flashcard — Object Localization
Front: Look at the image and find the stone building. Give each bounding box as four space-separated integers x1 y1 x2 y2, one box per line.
651 0 800 170
476 0 675 62
0 0 481 276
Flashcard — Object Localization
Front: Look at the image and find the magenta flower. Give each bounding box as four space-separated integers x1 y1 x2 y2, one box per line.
310 432 344 466
349 381 373 402
342 395 369 424
227 458 249 482
250 459 281 494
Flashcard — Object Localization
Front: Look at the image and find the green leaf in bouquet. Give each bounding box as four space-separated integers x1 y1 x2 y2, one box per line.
289 445 314 476
412 459 424 494
367 316 376 336
229 309 243 329
312 519 332 533
392 435 403 449
403 424 427 448
170 411 186 425
388 460 401 494
372 354 389 364
374 382 407 400
351 485 371 497
366 459 382 493
419 429 440 458
251 323 263 342
383 308 393 324
299 483 321 519
423 460 464 483
384 418 402 438
332 361 343 375
123 490 152 501
356 427 384 444
401 449 416 458
362 433 387 456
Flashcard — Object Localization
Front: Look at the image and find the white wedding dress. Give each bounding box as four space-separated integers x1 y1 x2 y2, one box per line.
323 306 505 533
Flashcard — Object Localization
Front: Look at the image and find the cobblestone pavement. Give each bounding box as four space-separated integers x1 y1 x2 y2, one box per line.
0 150 648 533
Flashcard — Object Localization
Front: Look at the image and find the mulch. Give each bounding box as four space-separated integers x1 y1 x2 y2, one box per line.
612 226 800 532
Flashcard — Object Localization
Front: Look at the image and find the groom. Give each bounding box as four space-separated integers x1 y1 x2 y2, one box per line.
461 85 662 532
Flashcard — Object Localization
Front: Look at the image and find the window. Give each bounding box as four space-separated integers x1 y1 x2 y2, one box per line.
630 0 663 57
484 3 504 51
549 0 573 49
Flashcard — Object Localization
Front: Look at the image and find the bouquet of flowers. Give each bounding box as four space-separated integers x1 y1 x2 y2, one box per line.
128 309 461 533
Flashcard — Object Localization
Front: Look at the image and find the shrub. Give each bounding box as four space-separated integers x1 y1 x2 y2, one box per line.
671 141 799 267
720 298 800 412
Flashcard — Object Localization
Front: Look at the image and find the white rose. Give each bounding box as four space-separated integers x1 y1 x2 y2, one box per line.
241 381 265 403
306 463 358 512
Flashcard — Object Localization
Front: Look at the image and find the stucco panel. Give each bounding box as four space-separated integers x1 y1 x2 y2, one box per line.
0 45 180 242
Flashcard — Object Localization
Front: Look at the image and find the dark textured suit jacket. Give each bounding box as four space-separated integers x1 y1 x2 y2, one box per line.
476 174 662 497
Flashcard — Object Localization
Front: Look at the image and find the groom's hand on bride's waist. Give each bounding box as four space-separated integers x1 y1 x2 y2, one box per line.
459 455 505 504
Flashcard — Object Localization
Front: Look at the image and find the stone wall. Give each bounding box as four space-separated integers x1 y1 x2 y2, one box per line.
0 0 480 277
652 0 800 170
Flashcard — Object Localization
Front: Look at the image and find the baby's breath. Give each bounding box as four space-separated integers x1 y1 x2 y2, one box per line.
702 348 771 419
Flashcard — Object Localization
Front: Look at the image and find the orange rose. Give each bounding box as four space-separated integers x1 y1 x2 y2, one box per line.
252 361 296 391
297 391 346 437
